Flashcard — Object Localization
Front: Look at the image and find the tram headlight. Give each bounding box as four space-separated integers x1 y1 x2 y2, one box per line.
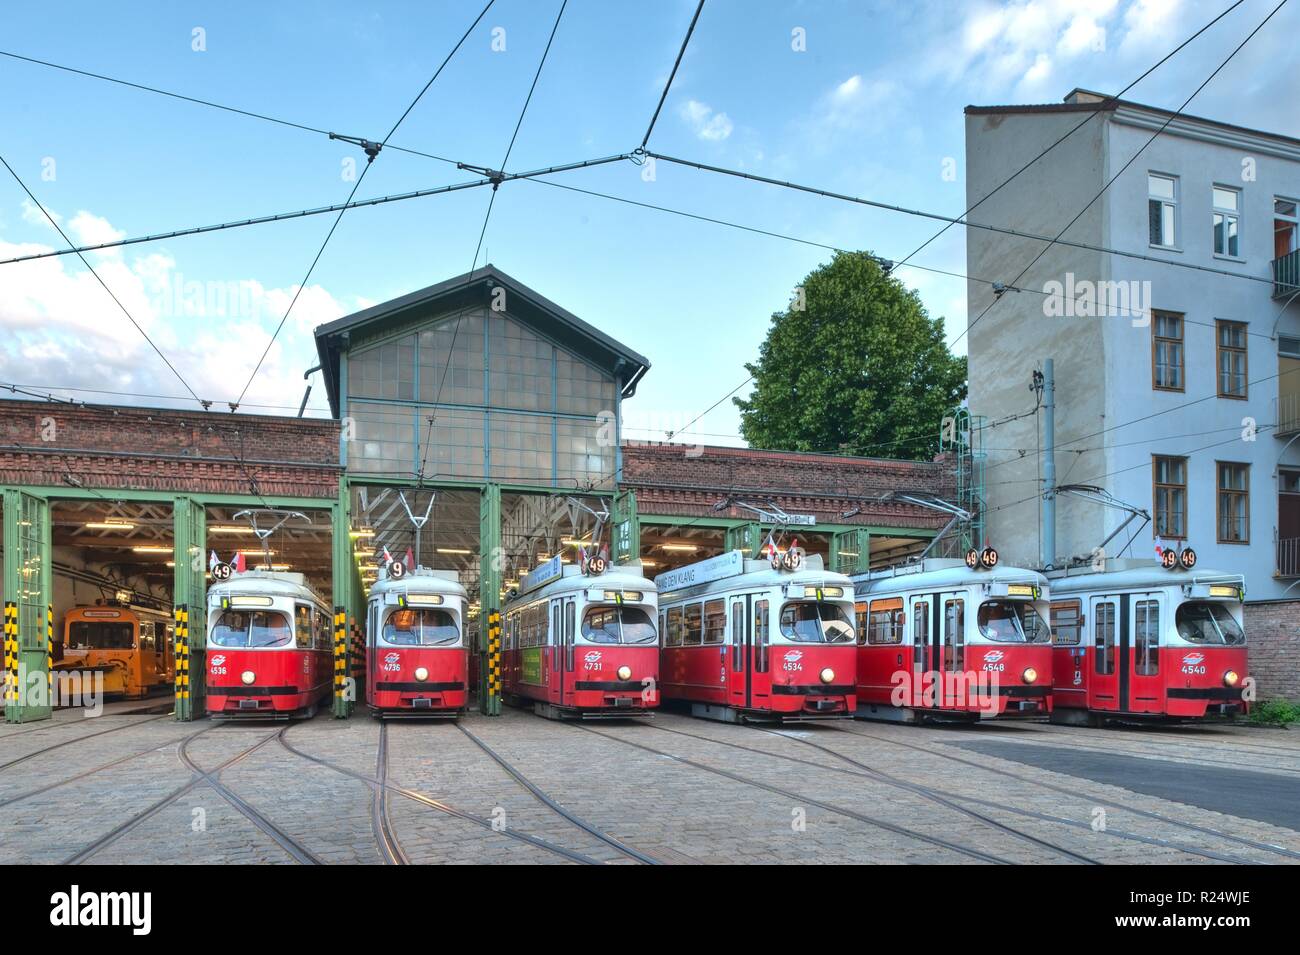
819 667 835 684
414 667 429 682
1022 667 1038 685
617 665 632 680
1224 670 1240 688
240 670 256 685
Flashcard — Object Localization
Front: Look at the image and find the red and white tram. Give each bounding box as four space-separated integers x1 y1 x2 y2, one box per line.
1046 553 1249 724
206 570 333 718
851 551 1053 721
366 561 469 717
657 551 857 722
502 555 659 718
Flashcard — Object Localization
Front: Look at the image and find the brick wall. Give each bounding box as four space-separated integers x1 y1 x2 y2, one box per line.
1244 601 1300 702
0 400 340 499
620 442 955 529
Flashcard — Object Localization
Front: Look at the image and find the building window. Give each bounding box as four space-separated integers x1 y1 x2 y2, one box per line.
1276 198 1298 259
1153 455 1187 539
1149 173 1178 248
1217 462 1249 544
1216 320 1248 398
1152 310 1184 391
1212 186 1241 257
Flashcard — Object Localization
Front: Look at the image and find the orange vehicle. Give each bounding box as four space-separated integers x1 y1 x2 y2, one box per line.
56 605 175 700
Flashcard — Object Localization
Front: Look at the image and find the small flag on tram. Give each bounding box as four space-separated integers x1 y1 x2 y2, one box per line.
209 550 219 571
233 552 246 573
381 546 394 565
404 547 415 570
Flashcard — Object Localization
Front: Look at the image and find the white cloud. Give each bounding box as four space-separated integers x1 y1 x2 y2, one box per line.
68 211 126 256
20 200 60 229
679 99 734 142
0 205 352 413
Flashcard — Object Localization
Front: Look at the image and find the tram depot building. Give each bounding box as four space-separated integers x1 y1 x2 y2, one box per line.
0 265 959 723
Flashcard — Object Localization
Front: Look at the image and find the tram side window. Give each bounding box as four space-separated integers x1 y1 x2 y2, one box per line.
138 620 155 653
1095 603 1116 675
317 609 331 651
854 602 868 645
684 603 703 646
1134 600 1160 676
703 600 726 644
295 605 313 649
1050 601 1082 646
943 599 964 671
754 600 769 673
665 606 683 647
68 621 134 650
868 599 904 645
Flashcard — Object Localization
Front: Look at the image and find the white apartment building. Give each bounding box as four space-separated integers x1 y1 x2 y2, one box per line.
965 89 1300 625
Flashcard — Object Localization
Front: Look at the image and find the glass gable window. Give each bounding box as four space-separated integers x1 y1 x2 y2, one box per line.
344 307 619 486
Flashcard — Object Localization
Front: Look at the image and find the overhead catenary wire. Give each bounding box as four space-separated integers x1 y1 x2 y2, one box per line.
639 0 706 150
950 0 1289 349
0 152 206 408
0 48 464 168
419 0 569 484
889 0 1248 276
232 0 498 410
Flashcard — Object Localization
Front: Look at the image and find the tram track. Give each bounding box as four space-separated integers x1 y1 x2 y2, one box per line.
572 722 1017 864
65 726 285 864
454 722 662 865
837 724 1300 863
0 723 216 810
276 723 606 865
650 721 1102 864
1023 721 1300 760
372 724 411 865
177 728 325 865
0 713 172 771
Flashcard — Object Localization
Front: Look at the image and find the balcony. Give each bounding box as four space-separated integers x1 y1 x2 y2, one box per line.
1279 537 1300 578
1275 249 1300 300
1277 393 1300 438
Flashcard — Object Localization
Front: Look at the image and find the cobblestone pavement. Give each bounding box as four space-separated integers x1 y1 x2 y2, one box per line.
3 701 1298 865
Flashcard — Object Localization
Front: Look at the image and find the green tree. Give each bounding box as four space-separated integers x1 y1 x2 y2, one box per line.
735 252 966 459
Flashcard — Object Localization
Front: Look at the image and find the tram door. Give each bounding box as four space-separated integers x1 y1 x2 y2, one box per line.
939 593 965 707
548 600 565 705
1088 596 1120 711
1128 593 1163 714
907 596 931 708
727 594 766 708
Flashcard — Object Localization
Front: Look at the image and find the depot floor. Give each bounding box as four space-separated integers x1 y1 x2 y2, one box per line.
2 702 1299 865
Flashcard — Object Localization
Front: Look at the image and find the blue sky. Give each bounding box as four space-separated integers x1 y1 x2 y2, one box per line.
2 0 1295 446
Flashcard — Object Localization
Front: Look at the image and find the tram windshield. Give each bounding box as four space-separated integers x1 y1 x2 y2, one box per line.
1176 602 1245 645
382 608 460 646
209 610 292 648
977 600 1050 643
779 601 854 643
67 621 134 650
581 606 657 645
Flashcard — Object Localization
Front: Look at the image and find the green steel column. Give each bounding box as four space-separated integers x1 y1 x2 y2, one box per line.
479 483 501 716
172 497 206 721
724 521 761 558
4 490 52 723
611 490 640 563
332 489 354 717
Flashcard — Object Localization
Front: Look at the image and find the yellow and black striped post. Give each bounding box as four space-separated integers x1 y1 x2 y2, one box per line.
486 610 502 716
350 622 366 705
333 608 348 717
45 604 53 699
173 605 191 721
3 602 18 716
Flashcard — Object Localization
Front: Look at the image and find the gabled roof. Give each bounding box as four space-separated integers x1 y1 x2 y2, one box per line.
314 264 650 415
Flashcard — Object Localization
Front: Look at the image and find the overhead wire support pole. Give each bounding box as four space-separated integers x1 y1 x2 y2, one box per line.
640 0 706 150
0 153 631 269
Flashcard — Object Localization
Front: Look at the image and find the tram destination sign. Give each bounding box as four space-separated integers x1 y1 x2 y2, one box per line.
520 554 563 593
763 513 815 526
654 550 744 591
